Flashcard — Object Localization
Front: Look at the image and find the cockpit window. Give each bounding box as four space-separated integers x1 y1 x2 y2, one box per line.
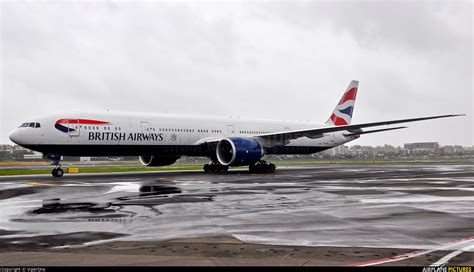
35 123 41 128
19 123 29 128
29 123 35 128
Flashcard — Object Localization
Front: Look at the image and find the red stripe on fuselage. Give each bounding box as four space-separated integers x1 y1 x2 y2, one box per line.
330 113 348 126
56 119 110 125
339 87 357 104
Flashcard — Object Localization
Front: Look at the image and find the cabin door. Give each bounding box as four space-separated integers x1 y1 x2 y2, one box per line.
140 121 151 135
227 125 235 135
67 120 80 137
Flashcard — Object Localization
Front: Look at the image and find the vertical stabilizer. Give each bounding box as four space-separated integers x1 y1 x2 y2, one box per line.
326 80 359 126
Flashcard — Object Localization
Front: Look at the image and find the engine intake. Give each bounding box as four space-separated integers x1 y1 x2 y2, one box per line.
139 155 180 166
216 137 263 166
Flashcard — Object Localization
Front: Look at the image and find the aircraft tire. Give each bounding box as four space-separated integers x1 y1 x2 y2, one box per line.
52 168 64 177
56 168 64 177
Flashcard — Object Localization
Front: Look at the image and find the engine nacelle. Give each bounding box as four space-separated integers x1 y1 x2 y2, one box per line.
139 155 180 166
216 137 264 166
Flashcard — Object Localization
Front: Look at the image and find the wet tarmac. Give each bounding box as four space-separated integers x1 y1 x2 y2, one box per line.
0 164 473 266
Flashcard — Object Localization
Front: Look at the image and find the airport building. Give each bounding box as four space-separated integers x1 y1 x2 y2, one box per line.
403 142 440 156
0 144 12 152
23 151 43 160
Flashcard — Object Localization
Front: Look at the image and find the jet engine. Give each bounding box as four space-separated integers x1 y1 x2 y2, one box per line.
139 155 180 166
216 137 264 166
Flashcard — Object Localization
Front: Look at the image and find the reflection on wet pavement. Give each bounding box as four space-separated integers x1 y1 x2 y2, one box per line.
139 185 182 196
0 164 473 251
29 199 114 214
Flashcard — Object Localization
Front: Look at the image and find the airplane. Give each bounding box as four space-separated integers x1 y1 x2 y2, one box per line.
8 80 464 177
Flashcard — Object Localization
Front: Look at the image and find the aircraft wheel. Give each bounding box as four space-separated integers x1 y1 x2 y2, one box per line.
56 168 64 177
249 164 256 173
219 165 228 173
205 163 229 174
264 164 271 173
52 168 64 177
249 162 275 174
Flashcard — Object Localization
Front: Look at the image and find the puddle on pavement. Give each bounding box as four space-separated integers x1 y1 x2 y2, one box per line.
24 183 212 217
139 185 182 196
29 199 114 214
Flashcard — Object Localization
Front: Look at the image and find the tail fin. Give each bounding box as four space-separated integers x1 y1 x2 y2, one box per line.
326 80 359 126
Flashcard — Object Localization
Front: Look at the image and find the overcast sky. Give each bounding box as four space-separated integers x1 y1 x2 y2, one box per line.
1 1 472 147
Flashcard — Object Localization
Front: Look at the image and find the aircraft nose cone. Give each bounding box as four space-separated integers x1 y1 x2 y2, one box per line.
9 129 22 145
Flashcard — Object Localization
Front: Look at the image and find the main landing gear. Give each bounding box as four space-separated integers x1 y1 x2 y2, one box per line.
249 160 276 174
203 162 229 173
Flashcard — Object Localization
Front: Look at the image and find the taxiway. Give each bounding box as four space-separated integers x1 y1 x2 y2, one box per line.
0 164 473 266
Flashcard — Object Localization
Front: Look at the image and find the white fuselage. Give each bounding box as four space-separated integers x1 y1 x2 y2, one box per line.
9 110 355 158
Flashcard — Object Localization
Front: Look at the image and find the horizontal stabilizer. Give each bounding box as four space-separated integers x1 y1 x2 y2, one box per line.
344 126 407 136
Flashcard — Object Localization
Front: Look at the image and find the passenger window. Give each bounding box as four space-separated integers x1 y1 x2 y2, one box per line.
35 123 41 128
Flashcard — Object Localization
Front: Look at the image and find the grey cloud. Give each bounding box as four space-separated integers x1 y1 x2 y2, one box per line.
1 1 472 147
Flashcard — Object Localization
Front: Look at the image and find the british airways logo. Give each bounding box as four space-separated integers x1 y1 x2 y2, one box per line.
55 119 110 133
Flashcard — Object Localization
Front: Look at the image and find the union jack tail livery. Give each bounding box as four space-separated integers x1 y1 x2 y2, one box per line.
326 80 359 126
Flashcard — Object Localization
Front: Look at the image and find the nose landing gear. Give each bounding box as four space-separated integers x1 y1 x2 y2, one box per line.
45 154 64 177
51 161 64 177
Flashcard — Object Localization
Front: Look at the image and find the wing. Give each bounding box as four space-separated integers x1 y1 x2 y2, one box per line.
256 114 465 145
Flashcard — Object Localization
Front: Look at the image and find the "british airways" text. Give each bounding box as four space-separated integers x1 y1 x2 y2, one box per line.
88 132 164 141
